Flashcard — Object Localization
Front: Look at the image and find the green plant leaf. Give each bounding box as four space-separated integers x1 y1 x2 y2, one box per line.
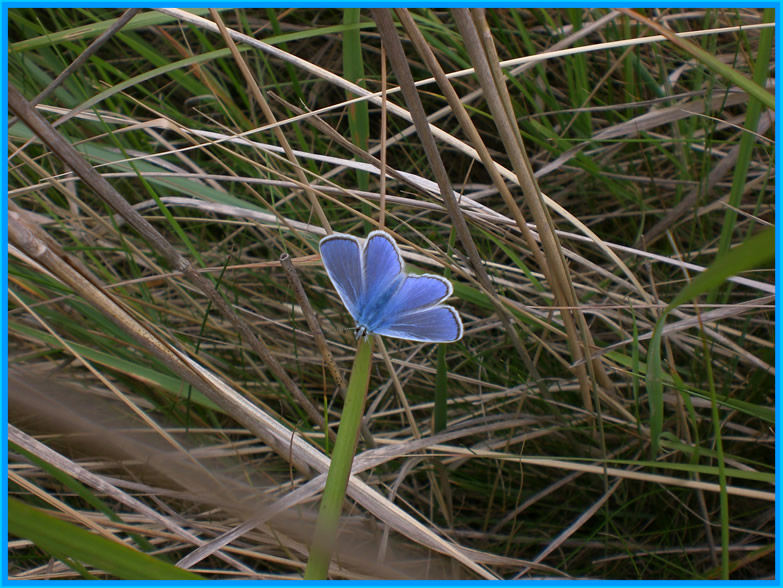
647 228 774 454
666 228 774 312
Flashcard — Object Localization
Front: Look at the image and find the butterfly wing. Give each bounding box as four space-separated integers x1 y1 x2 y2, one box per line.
380 274 452 320
321 230 463 343
373 273 462 342
361 231 404 304
319 233 364 320
374 305 463 343
354 230 406 330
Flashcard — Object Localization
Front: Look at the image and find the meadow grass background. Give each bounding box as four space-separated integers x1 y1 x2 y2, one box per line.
7 8 775 579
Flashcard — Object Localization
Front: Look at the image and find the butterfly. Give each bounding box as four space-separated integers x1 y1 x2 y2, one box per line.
319 230 463 343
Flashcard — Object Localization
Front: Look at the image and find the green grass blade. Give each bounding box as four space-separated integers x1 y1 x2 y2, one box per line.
343 8 370 192
8 9 214 53
305 335 373 579
9 497 204 580
625 9 774 110
11 322 222 412
666 228 773 312
647 228 773 454
716 6 775 257
10 442 155 552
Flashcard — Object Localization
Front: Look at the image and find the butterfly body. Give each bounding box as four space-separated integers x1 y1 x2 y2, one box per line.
353 273 403 335
319 230 463 343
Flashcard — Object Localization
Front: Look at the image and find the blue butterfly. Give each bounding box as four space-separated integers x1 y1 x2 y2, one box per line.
319 230 463 343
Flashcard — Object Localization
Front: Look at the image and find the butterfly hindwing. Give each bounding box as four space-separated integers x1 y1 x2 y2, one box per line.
380 274 452 323
375 305 463 343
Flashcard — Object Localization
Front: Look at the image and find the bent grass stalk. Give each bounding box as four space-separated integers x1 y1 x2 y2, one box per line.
304 335 374 579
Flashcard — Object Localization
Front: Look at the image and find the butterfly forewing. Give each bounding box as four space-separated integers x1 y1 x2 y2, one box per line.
319 234 364 319
361 231 404 303
353 231 406 331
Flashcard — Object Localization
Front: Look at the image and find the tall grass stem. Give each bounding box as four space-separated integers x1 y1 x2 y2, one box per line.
304 335 374 579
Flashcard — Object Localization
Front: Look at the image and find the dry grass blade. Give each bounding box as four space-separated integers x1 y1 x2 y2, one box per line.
10 425 255 573
453 9 614 415
8 208 495 579
8 83 329 442
372 8 543 391
516 478 624 577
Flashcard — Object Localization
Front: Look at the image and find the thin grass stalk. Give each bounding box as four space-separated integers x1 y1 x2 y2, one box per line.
28 9 140 109
8 83 329 436
452 9 611 415
304 336 373 579
715 6 775 258
376 341 452 523
370 8 538 377
342 7 370 194
697 316 729 578
208 8 332 235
